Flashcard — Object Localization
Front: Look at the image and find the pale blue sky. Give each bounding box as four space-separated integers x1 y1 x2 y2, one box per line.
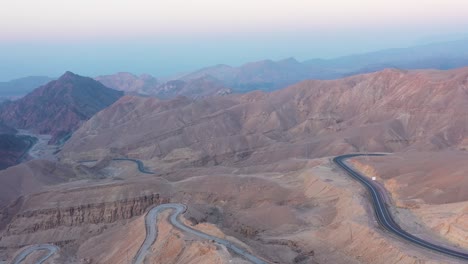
1 0 468 80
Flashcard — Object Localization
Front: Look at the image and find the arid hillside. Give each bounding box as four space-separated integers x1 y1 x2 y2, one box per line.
2 68 468 264
62 67 468 165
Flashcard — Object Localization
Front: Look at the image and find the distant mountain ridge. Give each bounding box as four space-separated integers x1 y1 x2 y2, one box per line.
5 39 468 99
0 71 123 143
95 72 159 95
95 73 231 98
0 76 53 100
304 38 468 74
92 38 468 97
178 38 468 92
179 57 338 92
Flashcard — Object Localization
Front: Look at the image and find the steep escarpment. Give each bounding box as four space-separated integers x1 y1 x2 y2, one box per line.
0 189 171 263
5 193 167 235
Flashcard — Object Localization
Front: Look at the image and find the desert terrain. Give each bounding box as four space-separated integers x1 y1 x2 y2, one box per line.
1 68 468 263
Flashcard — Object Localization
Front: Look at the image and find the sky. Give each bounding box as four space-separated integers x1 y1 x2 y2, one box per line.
1 0 468 80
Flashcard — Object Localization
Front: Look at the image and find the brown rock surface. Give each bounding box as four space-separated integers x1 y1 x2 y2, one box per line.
3 68 468 263
2 154 465 263
62 67 468 164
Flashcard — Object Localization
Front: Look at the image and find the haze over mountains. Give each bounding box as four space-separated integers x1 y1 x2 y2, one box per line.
96 73 232 98
2 38 468 263
3 0 468 262
93 38 468 95
3 38 468 102
0 76 53 101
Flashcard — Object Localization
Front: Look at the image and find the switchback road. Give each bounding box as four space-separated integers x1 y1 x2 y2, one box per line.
133 203 268 264
334 154 468 261
10 244 59 264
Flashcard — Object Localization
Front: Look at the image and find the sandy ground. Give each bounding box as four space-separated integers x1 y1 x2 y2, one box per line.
1 155 466 263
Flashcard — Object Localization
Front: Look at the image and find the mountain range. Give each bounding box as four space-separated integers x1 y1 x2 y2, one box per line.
93 38 468 95
3 38 468 101
62 67 468 166
177 39 468 92
2 66 468 263
95 73 231 98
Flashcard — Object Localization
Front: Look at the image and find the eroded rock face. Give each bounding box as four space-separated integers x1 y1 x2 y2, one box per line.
5 193 167 236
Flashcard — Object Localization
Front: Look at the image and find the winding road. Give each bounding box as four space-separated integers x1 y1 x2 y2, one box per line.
79 158 154 174
10 244 59 264
334 153 468 261
13 154 468 263
133 203 267 264
12 203 267 264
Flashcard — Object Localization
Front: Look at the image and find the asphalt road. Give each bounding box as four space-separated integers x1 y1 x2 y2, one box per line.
133 203 268 264
334 153 468 261
10 203 267 264
10 244 59 264
79 158 154 174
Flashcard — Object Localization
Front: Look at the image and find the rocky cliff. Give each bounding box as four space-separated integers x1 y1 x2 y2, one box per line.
5 193 167 236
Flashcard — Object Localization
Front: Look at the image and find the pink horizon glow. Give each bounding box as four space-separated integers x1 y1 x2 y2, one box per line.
2 0 468 41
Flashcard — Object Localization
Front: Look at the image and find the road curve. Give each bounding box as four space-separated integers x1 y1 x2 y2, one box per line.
10 244 59 264
79 158 154 174
10 158 154 263
334 154 468 261
133 203 268 264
